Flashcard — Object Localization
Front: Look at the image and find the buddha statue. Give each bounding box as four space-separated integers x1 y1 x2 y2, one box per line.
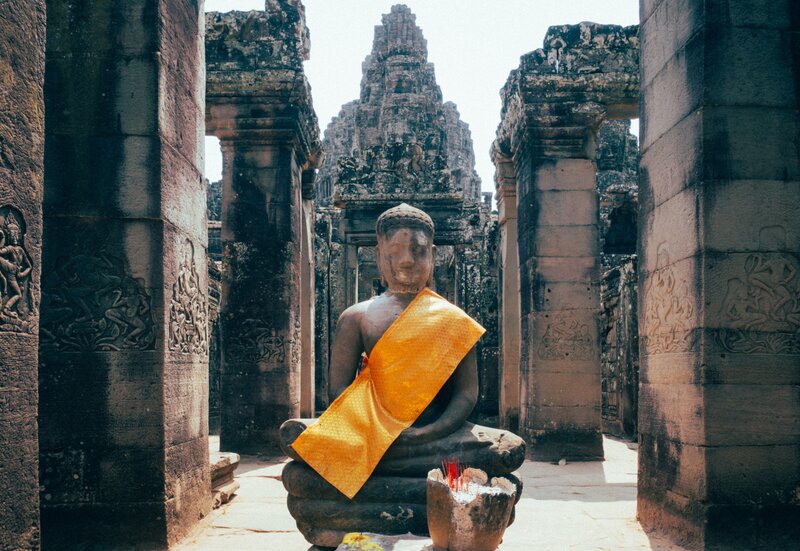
280 204 525 548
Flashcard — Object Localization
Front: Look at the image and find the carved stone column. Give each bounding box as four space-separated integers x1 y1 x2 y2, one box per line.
638 1 800 548
0 2 45 548
39 1 210 547
494 23 639 460
206 4 321 453
494 151 521 432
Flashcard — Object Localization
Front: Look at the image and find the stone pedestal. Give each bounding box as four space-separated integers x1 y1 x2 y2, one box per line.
638 1 800 548
0 2 45 548
494 23 639 461
39 1 210 547
206 5 321 454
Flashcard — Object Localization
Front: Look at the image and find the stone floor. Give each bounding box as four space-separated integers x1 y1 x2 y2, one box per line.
176 436 687 551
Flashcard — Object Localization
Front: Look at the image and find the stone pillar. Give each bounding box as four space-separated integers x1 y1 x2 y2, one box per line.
206 5 321 453
494 23 638 460
39 1 210 547
494 153 521 433
523 147 605 460
638 1 800 548
0 3 45 549
300 196 315 418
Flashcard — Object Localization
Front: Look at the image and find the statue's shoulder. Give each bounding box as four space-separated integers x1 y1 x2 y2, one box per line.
338 296 378 323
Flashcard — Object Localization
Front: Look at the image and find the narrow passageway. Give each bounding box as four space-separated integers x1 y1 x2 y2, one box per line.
176 437 686 550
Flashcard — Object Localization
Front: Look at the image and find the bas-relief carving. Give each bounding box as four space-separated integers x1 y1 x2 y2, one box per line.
716 227 800 354
40 253 156 352
0 206 36 333
226 318 287 366
169 242 209 354
537 317 595 360
642 244 694 354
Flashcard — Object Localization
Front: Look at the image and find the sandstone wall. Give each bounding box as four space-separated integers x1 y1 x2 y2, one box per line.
0 2 45 548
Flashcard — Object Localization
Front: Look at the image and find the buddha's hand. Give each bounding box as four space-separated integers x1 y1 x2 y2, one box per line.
395 425 435 445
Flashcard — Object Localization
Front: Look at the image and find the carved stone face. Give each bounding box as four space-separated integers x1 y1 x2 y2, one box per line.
376 227 433 294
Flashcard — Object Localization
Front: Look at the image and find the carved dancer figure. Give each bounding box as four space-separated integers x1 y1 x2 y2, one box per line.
0 214 32 315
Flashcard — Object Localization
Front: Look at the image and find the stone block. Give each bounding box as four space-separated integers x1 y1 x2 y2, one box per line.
528 371 602 407
43 135 161 218
531 225 598 258
44 55 159 136
533 159 597 191
161 144 208 242
638 383 705 446
532 256 596 284
523 426 603 462
639 31 704 151
704 384 799 446
638 109 703 212
705 444 800 503
640 0 704 83
702 106 800 182
702 180 800 253
533 190 597 227
705 27 798 109
639 188 700 268
533 280 598 311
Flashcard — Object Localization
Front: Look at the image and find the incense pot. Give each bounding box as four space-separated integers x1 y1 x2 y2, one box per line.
426 466 517 551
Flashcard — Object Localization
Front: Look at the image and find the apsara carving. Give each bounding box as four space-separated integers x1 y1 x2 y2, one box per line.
643 244 694 354
716 227 800 354
169 242 209 354
40 253 156 352
0 206 35 333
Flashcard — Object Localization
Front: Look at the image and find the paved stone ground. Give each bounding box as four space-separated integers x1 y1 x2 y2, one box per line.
176 436 687 551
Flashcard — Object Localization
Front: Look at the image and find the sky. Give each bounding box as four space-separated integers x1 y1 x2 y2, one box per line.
204 1 640 194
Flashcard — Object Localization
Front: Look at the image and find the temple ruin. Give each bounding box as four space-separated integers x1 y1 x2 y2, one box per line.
0 0 798 550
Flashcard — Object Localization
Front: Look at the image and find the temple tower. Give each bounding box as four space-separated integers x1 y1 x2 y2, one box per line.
314 5 498 420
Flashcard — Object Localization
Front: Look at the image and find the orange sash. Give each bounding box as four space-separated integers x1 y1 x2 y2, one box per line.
291 288 485 499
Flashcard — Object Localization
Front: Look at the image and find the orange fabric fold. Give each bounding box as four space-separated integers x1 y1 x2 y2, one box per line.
291 288 485 499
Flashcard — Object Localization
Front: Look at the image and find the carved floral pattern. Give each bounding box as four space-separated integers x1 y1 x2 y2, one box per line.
226 318 286 365
40 254 156 352
537 318 595 360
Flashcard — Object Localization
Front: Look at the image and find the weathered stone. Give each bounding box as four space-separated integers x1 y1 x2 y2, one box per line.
39 0 210 546
313 5 499 421
206 0 322 453
638 1 800 549
0 3 45 548
494 22 639 461
210 452 240 509
600 259 639 439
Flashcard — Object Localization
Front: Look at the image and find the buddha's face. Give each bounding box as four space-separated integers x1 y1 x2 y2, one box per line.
376 227 433 294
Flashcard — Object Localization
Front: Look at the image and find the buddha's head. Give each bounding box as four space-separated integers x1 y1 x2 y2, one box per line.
375 203 435 294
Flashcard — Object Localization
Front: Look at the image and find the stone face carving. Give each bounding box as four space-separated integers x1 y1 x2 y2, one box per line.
537 318 595 360
169 242 209 354
226 319 286 365
0 205 35 333
40 253 156 352
642 245 694 354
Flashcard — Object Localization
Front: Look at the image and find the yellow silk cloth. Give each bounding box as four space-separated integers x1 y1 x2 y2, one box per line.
291 288 485 499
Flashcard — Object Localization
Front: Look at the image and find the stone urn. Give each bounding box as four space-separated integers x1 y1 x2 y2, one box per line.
426 467 517 551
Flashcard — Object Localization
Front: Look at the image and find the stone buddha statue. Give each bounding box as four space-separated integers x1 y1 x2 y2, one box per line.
280 204 525 548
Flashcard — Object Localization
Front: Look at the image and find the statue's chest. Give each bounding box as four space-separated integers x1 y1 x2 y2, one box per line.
360 305 406 355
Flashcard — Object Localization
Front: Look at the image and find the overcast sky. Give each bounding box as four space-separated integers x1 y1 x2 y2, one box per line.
204 1 639 193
